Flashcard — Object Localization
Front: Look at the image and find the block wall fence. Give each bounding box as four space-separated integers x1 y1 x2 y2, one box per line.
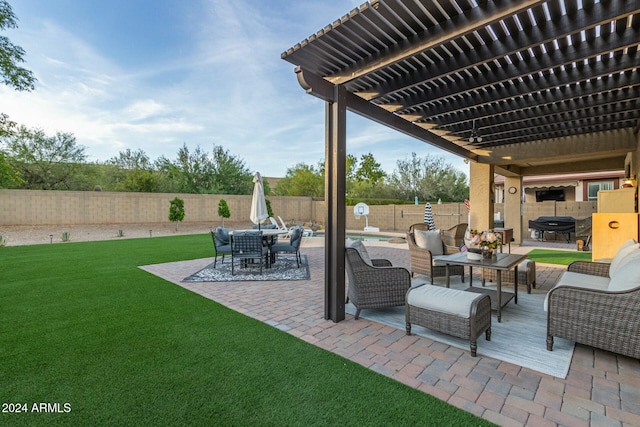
0 190 596 240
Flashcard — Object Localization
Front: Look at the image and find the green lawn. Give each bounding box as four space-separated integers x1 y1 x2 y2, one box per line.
525 248 593 265
1 235 494 426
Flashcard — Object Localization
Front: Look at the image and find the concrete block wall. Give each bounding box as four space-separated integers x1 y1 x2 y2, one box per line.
313 202 468 233
0 190 313 227
0 190 597 240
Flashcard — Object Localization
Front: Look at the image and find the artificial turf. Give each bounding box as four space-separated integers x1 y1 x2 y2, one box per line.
525 248 593 265
1 235 495 426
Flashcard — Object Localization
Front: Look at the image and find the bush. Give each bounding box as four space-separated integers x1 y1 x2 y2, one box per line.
169 197 185 231
217 199 231 226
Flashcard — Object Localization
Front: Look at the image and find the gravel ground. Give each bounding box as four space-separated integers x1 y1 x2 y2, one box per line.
0 221 257 247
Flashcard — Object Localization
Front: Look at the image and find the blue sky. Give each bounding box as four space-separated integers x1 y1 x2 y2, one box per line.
0 0 469 178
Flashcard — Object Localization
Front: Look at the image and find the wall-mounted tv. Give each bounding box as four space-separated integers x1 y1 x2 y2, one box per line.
535 189 565 202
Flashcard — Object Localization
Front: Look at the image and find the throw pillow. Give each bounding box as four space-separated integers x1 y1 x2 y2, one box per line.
608 251 640 291
289 227 302 243
347 239 372 265
609 240 640 278
414 229 443 255
215 227 230 245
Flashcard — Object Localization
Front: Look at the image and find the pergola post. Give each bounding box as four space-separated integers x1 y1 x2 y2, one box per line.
469 162 495 231
504 176 523 244
324 85 347 322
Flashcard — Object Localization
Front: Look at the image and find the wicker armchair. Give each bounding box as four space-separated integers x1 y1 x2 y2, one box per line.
441 223 468 252
546 261 640 359
345 247 411 320
406 231 465 285
408 223 432 233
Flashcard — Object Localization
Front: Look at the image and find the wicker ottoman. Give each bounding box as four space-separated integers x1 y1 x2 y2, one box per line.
482 259 536 293
405 284 491 357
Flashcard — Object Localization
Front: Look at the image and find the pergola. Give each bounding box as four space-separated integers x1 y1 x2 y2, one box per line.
281 0 640 322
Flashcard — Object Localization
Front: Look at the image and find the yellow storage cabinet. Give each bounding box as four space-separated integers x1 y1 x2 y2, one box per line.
591 213 639 261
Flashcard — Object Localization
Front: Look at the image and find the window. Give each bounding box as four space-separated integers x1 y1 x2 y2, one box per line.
587 181 614 201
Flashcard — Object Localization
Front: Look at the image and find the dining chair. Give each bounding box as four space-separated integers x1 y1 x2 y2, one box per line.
270 226 303 267
211 226 232 268
230 231 269 275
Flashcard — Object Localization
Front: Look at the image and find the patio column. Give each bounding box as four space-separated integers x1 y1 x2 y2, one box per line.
324 85 347 322
469 162 495 231
504 176 523 244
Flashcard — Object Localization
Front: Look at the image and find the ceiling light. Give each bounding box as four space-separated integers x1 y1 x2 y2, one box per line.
469 119 483 143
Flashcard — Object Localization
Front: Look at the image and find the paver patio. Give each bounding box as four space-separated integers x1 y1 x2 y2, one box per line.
143 238 640 427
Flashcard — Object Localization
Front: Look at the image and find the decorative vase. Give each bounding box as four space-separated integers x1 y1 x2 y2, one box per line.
482 247 494 260
463 228 473 248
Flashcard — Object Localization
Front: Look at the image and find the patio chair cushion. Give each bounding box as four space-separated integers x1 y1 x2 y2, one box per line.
414 229 443 255
407 284 480 318
609 239 639 278
543 272 610 311
608 251 640 291
214 227 230 246
289 226 302 243
346 239 372 265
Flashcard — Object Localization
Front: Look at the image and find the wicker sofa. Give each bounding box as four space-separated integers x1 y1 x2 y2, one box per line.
546 239 640 359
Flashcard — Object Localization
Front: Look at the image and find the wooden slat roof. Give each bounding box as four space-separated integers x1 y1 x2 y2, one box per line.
282 0 640 176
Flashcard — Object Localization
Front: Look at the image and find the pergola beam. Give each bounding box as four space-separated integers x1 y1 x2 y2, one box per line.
327 0 547 85
358 1 639 100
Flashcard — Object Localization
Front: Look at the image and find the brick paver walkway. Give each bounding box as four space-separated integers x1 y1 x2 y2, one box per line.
142 239 640 427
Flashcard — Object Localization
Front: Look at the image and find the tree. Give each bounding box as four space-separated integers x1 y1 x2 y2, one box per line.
168 197 185 231
108 149 158 192
158 144 213 193
274 163 324 197
217 199 230 226
346 152 388 199
0 114 21 187
0 150 21 187
3 126 87 189
1 0 35 188
388 153 468 202
155 144 253 195
265 199 273 218
355 152 386 184
0 1 36 91
209 145 253 195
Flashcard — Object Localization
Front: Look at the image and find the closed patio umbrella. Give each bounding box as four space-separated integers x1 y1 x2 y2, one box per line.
423 202 436 231
250 172 268 229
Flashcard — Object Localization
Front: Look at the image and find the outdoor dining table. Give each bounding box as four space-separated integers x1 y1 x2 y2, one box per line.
436 252 528 322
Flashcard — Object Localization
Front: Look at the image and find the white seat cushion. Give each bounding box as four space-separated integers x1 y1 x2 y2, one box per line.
609 240 640 278
544 271 610 311
407 284 481 318
414 229 443 255
608 253 640 291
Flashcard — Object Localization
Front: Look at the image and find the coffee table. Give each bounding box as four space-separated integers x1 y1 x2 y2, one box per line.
436 252 528 322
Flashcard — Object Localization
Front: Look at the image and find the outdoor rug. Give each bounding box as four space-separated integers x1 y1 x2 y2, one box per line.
183 255 310 282
346 283 575 378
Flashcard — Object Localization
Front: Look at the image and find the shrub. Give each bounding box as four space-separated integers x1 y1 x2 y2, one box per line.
217 199 231 226
169 197 185 231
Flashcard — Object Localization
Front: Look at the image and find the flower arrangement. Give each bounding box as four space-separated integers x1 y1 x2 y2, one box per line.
468 229 502 251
